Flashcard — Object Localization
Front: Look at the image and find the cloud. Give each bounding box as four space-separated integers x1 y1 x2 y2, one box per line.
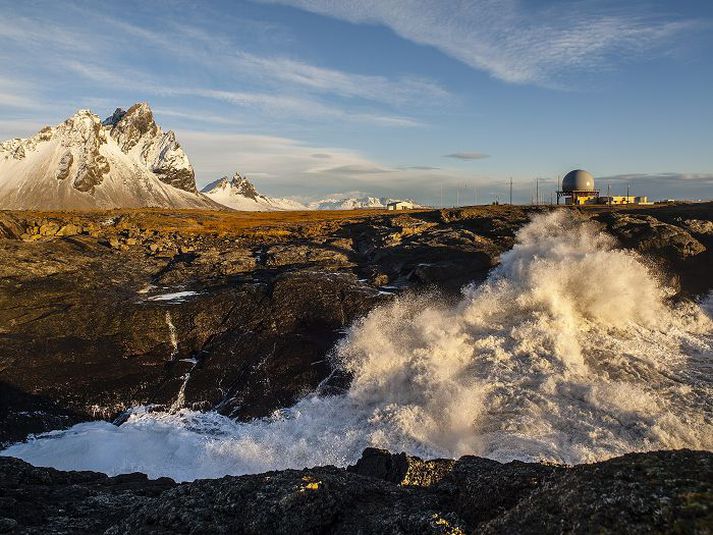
1 6 440 125
311 164 393 176
152 108 239 126
232 51 449 106
0 119 47 140
399 165 441 170
258 0 694 86
444 152 490 160
176 129 480 202
53 12 447 108
63 61 423 127
596 173 713 200
0 91 38 109
601 172 713 185
0 14 95 53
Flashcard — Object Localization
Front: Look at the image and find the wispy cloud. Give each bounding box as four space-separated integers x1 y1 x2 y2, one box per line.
0 91 37 109
597 173 713 200
152 108 240 126
232 51 449 105
63 61 423 127
1 5 439 127
311 164 393 176
444 152 490 160
259 0 694 86
177 129 476 202
601 172 713 185
0 14 95 52
0 119 47 139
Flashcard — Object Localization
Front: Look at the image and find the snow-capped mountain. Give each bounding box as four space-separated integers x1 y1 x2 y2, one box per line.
308 196 393 210
201 172 306 211
0 103 221 210
202 175 422 212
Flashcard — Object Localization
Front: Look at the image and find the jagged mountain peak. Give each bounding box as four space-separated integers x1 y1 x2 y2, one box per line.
110 103 159 151
229 172 259 201
0 104 216 209
101 108 127 127
202 171 305 211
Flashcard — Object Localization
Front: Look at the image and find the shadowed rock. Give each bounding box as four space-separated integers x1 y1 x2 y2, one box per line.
1 449 710 534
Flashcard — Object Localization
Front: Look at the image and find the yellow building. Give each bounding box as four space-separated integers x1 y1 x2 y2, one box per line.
596 195 652 205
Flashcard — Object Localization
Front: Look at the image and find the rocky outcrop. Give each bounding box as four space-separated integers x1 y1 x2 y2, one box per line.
106 103 197 193
596 212 706 259
592 207 712 295
1 448 710 534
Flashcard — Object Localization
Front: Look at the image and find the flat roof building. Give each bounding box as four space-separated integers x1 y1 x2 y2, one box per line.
387 200 415 210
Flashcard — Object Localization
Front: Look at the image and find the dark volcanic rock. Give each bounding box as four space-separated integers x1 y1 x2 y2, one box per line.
481 450 713 534
1 449 711 534
106 466 462 535
0 456 175 534
597 212 706 259
593 206 713 296
348 447 456 487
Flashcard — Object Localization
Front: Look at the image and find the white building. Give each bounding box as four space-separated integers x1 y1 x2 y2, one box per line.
386 200 415 210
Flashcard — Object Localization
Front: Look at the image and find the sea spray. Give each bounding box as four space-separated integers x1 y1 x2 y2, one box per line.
3 211 712 481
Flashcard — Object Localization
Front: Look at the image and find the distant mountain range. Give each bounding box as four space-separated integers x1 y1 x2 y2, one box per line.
201 174 414 211
0 103 418 211
308 195 402 210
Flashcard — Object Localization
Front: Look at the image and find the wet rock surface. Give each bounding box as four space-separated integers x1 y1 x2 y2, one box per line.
0 203 711 446
0 448 710 534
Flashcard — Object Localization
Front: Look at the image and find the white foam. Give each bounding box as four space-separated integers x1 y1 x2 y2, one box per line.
3 212 712 481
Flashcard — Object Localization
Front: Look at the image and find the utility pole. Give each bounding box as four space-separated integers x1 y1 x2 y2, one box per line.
607 183 611 205
509 177 513 205
535 177 539 206
440 184 443 209
456 185 460 207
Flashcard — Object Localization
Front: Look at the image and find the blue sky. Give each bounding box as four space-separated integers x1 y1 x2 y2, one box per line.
0 0 711 203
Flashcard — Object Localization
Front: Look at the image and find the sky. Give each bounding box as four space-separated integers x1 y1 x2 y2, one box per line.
0 0 711 204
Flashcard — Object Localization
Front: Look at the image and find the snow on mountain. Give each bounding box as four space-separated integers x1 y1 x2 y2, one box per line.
201 172 306 211
308 196 420 210
202 175 422 212
307 196 387 210
0 103 222 210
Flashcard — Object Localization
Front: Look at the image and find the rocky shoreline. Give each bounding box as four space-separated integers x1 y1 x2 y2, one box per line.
1 203 712 533
0 448 711 533
1 203 712 446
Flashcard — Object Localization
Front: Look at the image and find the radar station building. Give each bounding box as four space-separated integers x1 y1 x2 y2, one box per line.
556 169 651 205
556 169 598 205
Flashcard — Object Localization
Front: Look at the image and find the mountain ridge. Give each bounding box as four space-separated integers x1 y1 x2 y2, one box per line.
0 103 221 210
202 172 420 211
